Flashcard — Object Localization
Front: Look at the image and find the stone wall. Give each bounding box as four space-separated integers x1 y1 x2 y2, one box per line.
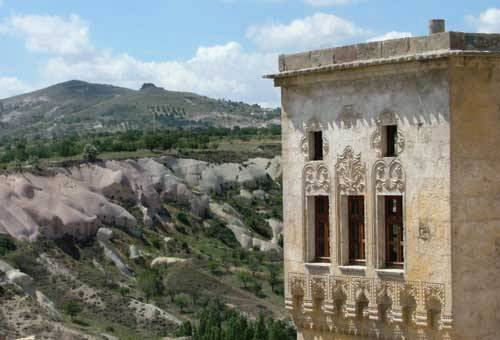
449 56 500 339
281 59 454 339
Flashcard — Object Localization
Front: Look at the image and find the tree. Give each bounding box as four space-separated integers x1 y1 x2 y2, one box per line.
237 271 253 290
144 134 160 151
176 320 193 337
82 143 99 162
26 155 40 169
268 266 280 293
63 300 82 321
137 269 163 302
174 293 190 313
119 286 130 298
253 313 267 340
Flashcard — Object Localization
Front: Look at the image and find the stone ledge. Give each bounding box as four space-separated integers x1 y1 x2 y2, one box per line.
375 268 405 279
338 265 366 276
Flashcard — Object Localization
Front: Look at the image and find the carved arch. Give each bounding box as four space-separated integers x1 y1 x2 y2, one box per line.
373 159 406 193
300 119 329 159
303 163 330 196
371 110 405 157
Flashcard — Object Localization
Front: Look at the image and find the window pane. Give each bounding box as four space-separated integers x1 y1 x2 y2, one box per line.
314 131 323 160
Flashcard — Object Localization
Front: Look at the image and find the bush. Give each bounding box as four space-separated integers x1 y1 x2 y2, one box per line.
82 143 99 162
176 320 193 337
0 235 16 256
204 221 239 248
176 212 190 226
174 293 190 313
63 300 82 321
137 269 164 302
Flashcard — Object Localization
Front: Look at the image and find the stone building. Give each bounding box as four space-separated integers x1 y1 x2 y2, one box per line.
266 20 500 339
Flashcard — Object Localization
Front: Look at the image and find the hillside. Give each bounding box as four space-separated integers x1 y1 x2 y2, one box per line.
0 154 289 339
0 80 280 139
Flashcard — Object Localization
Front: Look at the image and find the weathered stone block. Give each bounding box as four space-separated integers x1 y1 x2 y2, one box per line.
382 37 411 58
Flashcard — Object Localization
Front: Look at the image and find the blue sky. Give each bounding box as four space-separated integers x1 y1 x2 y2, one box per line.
1 0 500 106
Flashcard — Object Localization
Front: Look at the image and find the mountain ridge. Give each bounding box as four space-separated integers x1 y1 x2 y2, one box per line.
0 80 279 139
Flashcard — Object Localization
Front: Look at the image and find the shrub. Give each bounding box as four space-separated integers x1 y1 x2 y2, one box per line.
176 212 190 226
174 293 190 313
82 143 99 162
0 235 16 256
176 320 193 337
137 268 164 302
204 221 239 248
63 300 82 321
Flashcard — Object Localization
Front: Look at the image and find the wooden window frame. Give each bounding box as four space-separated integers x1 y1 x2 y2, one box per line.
348 196 366 265
385 195 404 268
314 195 330 262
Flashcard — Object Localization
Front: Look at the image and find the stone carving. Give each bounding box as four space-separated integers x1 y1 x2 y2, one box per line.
336 104 362 128
374 159 405 193
418 223 431 241
377 110 398 126
304 163 330 196
370 127 405 157
336 147 365 194
301 120 329 159
286 272 452 336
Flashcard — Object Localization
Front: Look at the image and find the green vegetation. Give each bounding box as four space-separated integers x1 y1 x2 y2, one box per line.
63 300 83 321
0 125 280 169
0 235 16 256
192 300 295 340
137 268 164 302
82 143 100 162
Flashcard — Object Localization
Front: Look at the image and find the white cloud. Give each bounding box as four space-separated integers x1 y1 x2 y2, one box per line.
367 31 412 42
304 0 360 7
0 77 33 99
0 13 280 105
247 12 369 52
41 42 279 106
0 14 93 55
466 8 500 33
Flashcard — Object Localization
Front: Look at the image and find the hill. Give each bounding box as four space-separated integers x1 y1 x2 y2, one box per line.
0 80 280 139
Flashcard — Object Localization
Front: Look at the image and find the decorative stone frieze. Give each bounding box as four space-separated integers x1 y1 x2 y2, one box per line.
301 120 329 159
286 272 453 337
336 147 366 195
373 159 406 193
304 163 330 196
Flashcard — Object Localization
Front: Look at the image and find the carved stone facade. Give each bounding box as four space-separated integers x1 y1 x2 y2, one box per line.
370 127 405 158
373 159 405 193
336 147 366 195
304 162 330 196
270 26 500 340
286 273 453 338
301 120 329 159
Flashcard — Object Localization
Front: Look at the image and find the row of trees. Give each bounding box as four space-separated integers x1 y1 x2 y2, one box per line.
0 125 281 163
175 300 295 340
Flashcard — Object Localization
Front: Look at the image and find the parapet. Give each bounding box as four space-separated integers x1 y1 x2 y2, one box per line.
265 30 500 79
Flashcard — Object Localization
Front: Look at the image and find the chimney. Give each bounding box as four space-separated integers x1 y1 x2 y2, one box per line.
429 19 445 35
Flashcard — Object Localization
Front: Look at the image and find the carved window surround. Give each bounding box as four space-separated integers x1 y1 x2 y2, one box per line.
285 272 453 336
372 159 407 270
370 111 405 158
335 147 368 267
303 162 332 263
301 120 329 160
